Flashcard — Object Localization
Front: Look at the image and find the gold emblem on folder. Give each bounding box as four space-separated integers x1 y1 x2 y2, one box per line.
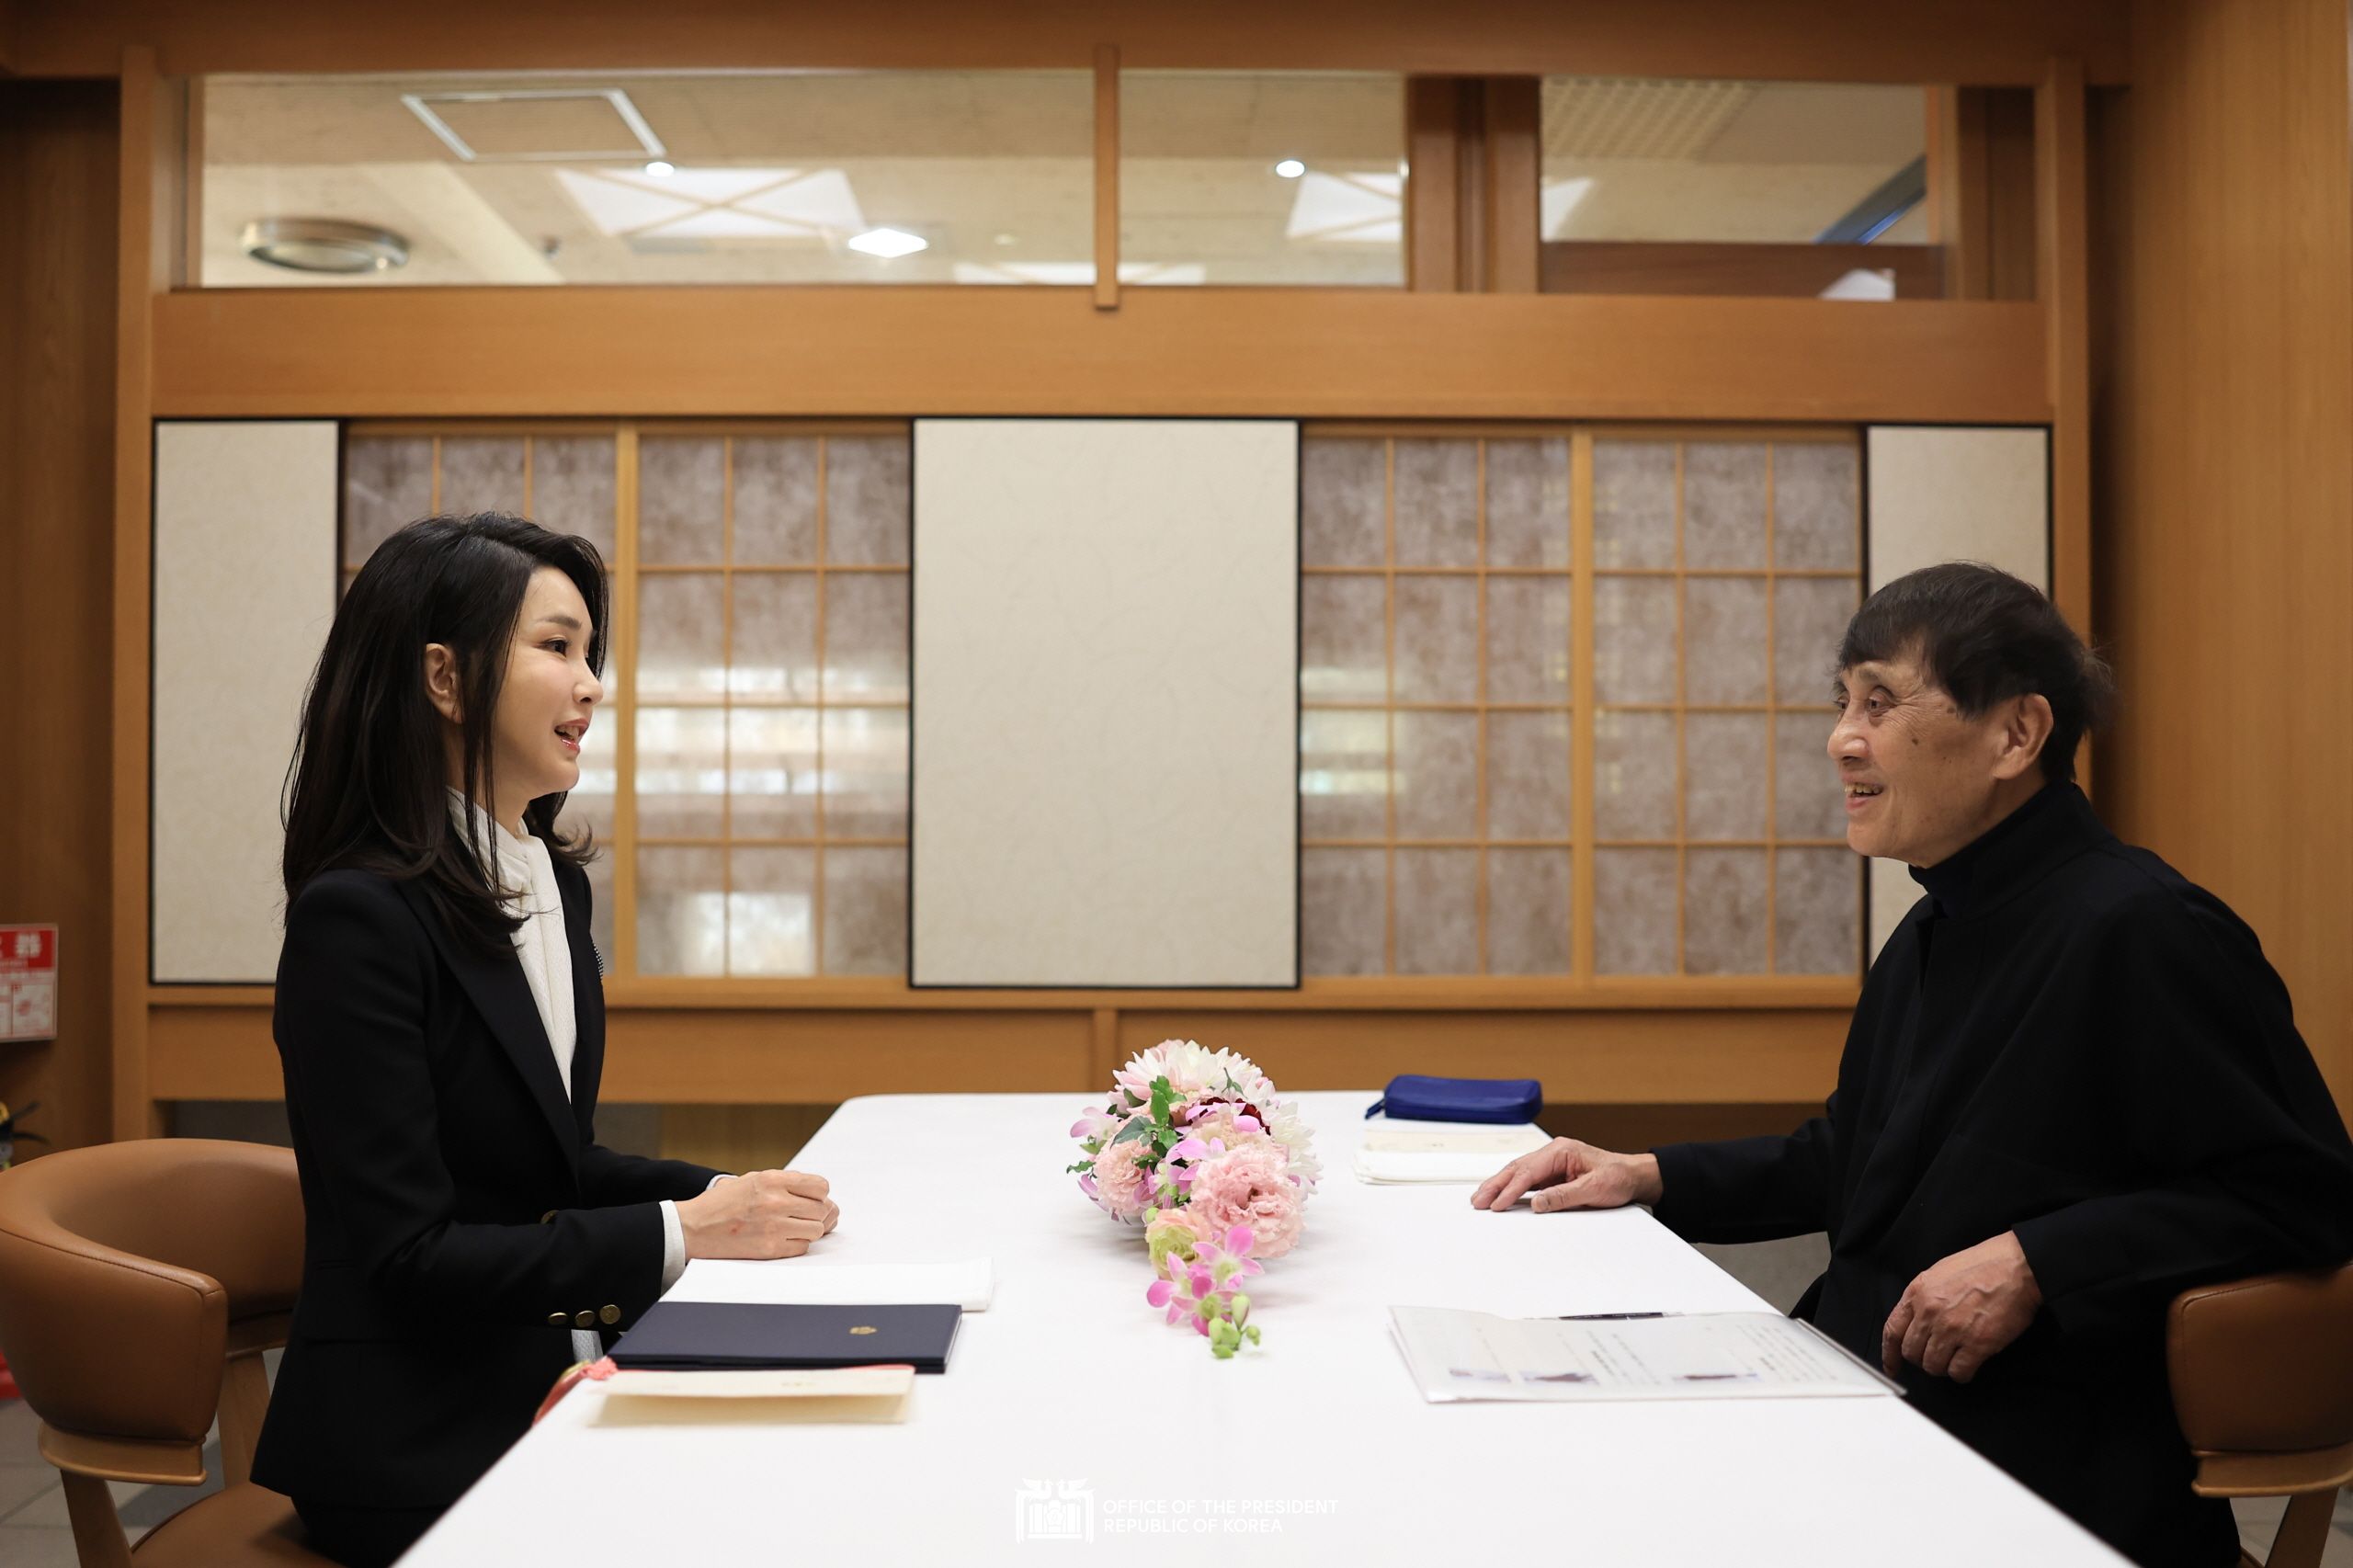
849 1325 878 1335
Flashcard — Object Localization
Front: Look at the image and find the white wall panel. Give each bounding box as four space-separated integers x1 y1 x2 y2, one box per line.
1862 426 2051 960
153 421 339 982
912 419 1298 986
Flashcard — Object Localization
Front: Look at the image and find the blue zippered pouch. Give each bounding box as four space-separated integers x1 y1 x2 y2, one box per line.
1364 1074 1542 1124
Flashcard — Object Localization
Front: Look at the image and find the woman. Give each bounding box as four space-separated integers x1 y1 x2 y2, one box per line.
256 514 840 1566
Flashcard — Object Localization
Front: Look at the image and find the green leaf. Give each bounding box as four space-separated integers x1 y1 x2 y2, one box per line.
1109 1117 1152 1147
1064 1158 1096 1175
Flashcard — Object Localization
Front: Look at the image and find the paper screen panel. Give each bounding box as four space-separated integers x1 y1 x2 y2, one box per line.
153 421 339 981
911 419 1298 986
1863 426 2051 960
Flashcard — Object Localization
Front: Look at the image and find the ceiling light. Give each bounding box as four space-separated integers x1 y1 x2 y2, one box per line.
240 217 409 274
643 160 675 177
1275 159 1307 178
847 227 926 258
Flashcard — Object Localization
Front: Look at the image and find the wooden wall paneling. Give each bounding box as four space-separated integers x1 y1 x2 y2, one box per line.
1117 1010 1849 1105
658 1105 837 1172
1404 77 1461 293
1092 43 1117 312
152 290 2051 424
109 46 171 1140
1482 76 1540 294
1925 88 2040 303
2036 60 2094 674
1983 89 2040 301
148 1004 1848 1107
1925 87 1981 298
2097 0 2353 1126
1539 242 1942 300
0 78 119 1155
153 974 1860 1012
8 0 2131 85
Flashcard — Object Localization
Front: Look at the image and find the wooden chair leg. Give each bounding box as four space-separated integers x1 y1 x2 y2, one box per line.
217 1353 271 1486
59 1471 133 1568
2259 1490 2339 1568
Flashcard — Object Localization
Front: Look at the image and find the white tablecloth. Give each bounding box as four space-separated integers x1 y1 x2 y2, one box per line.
401 1092 2125 1566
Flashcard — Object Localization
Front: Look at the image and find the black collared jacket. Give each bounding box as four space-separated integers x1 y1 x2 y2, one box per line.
253 854 723 1509
1652 785 2353 1568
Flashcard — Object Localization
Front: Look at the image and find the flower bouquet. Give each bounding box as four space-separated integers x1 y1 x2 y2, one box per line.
1068 1040 1317 1358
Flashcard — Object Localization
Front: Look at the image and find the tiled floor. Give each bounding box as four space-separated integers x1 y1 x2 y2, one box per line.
1 1242 2347 1566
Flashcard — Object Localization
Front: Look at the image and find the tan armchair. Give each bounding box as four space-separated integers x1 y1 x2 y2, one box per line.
2169 1265 2353 1568
0 1138 327 1566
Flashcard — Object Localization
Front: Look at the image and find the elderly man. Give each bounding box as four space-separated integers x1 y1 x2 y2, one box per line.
1474 562 2353 1568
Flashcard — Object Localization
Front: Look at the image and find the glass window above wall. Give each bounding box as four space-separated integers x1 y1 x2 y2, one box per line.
1120 72 1404 286
199 72 1094 287
1537 79 2031 301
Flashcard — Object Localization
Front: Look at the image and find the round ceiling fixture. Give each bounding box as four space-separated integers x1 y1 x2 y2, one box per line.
239 218 410 274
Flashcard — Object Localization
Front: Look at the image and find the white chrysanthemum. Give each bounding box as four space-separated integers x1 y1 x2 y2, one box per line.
1114 1040 1276 1107
1260 1099 1322 1189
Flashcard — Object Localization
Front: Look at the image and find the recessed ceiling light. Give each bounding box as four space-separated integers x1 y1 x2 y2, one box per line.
1275 159 1307 178
240 217 409 274
643 160 676 177
847 227 926 258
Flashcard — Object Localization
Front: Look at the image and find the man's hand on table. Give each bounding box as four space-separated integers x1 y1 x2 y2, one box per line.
1881 1231 2041 1383
678 1168 840 1260
1471 1138 1664 1213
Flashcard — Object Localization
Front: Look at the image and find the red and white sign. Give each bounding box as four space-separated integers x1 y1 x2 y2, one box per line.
0 926 58 1042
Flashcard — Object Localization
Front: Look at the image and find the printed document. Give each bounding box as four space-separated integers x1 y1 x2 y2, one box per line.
1390 1306 1901 1402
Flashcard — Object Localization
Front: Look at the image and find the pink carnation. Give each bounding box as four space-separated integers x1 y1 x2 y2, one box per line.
1088 1135 1155 1221
1184 1140 1304 1258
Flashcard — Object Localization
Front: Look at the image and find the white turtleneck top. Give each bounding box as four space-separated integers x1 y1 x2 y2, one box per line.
447 790 703 1362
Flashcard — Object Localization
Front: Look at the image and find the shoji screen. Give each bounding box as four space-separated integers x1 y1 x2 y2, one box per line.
912 419 1299 986
1862 426 2052 959
153 421 339 982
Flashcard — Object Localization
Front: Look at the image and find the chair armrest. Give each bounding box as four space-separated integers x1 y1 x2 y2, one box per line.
0 1217 228 1446
2168 1265 2353 1456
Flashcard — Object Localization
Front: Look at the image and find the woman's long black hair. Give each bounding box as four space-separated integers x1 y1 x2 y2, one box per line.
281 513 608 957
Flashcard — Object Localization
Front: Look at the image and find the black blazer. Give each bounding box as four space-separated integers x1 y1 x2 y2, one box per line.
253 853 723 1509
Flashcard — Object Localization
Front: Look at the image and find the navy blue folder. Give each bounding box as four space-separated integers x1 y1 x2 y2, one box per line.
608 1301 963 1373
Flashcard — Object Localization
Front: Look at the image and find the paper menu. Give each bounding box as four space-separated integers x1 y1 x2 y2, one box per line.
1389 1306 1900 1403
